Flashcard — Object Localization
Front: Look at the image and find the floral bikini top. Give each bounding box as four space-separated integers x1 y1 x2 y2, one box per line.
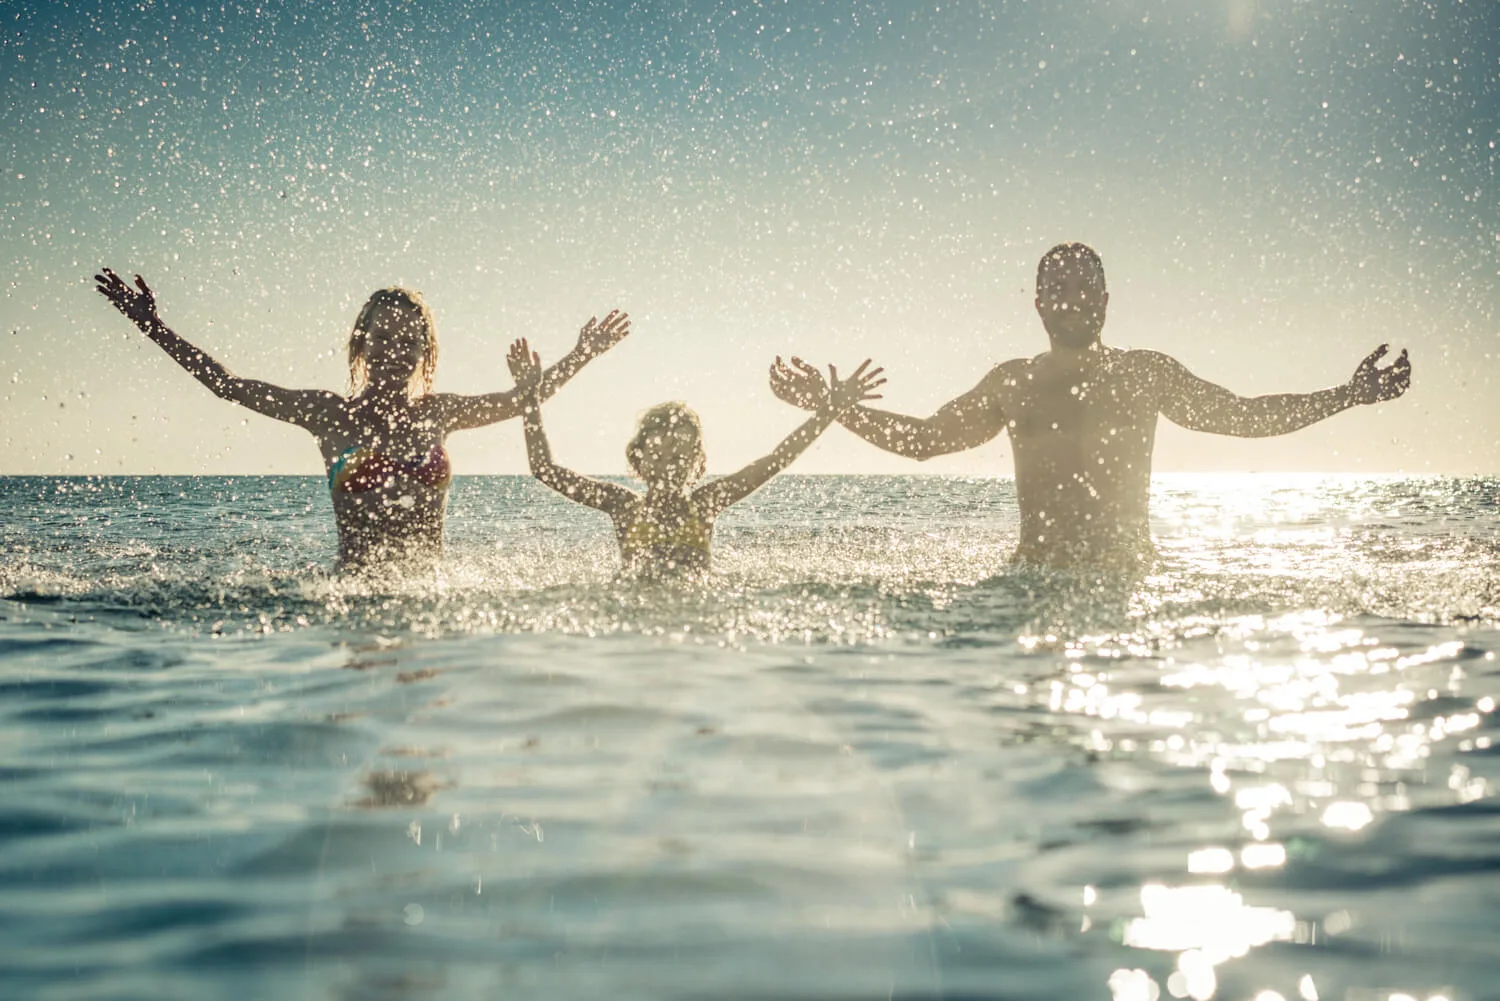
619 501 713 574
328 442 452 494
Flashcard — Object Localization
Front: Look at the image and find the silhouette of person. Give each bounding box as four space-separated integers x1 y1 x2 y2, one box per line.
96 269 629 572
508 338 885 579
771 243 1412 569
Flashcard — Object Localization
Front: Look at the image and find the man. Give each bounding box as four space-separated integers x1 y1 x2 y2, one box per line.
771 243 1412 568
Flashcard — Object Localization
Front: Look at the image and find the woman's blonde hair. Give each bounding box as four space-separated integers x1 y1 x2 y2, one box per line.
346 287 438 397
626 402 706 482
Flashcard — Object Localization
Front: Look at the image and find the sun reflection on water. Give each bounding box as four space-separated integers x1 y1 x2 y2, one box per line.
1124 883 1297 961
1053 599 1496 1001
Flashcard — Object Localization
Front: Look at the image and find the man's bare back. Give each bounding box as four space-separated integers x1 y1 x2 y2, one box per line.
771 243 1411 569
988 347 1163 565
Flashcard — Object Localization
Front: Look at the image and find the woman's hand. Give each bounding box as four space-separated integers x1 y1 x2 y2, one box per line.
94 268 162 330
507 338 542 393
575 309 631 358
1345 344 1411 406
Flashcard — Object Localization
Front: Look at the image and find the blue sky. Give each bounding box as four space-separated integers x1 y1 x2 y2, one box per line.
3 0 1495 474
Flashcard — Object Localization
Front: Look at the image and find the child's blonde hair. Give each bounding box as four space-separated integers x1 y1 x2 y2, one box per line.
626 402 707 481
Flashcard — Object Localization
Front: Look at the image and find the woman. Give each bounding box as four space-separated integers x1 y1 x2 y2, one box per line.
95 269 630 571
506 337 882 579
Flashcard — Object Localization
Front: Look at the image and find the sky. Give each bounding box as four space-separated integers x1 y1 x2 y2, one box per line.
2 0 1495 476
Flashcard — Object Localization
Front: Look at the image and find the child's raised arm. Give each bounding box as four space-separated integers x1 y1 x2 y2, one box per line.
693 359 885 515
95 268 339 431
508 339 637 513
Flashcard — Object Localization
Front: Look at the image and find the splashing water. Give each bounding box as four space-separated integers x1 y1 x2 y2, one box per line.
1 473 1497 1000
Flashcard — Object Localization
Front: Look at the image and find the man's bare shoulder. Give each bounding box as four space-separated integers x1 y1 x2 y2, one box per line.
1109 347 1180 368
957 358 1032 406
982 356 1036 385
1095 346 1188 383
999 345 1163 374
972 348 1177 394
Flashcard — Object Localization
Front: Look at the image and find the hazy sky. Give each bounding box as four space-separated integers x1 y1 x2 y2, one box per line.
2 0 1495 476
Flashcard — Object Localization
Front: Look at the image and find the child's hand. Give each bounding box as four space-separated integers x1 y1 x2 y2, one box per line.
575 309 631 358
769 356 828 411
508 338 542 392
827 359 886 414
95 268 162 330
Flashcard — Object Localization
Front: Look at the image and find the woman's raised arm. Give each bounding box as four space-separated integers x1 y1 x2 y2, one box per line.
434 310 631 432
95 269 339 429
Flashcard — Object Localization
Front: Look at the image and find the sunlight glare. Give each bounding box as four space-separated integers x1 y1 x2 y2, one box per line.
1321 801 1375 831
1188 848 1236 874
1241 843 1287 869
1108 968 1161 1001
1125 884 1295 963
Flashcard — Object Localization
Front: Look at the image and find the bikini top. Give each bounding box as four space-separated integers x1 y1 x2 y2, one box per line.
619 500 713 572
328 442 452 494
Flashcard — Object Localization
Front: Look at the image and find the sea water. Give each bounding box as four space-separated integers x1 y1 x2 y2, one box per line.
1 474 1497 1001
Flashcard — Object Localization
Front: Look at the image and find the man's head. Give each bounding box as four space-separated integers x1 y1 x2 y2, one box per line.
1035 243 1108 350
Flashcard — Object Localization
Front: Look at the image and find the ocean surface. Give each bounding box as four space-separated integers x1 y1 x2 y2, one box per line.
1 473 1497 1001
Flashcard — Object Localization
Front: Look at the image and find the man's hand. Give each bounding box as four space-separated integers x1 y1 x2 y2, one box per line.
1347 344 1411 405
827 359 886 414
508 338 542 393
575 309 631 358
770 356 831 411
94 268 161 330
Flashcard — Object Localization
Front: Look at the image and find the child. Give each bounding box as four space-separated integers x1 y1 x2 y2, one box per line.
506 338 884 578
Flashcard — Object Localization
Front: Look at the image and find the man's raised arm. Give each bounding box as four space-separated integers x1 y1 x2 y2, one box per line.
769 357 1009 460
1154 344 1411 437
